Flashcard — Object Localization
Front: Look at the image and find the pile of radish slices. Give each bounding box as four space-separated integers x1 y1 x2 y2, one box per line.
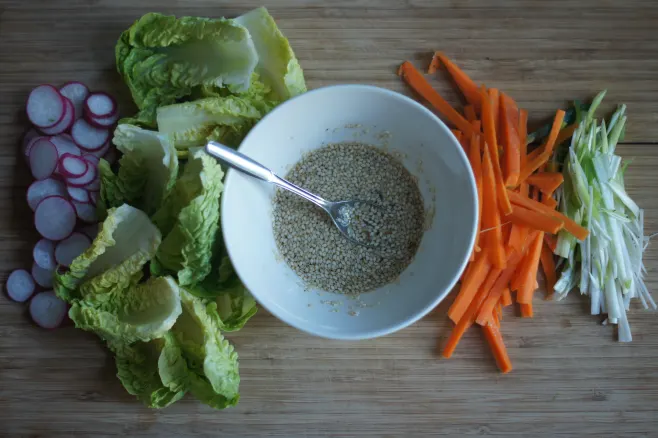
7 82 119 329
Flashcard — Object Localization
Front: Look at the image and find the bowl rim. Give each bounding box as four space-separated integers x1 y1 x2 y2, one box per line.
221 84 478 340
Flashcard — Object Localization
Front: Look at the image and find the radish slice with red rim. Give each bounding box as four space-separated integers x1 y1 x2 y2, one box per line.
88 112 120 128
30 291 67 329
88 191 99 206
22 129 40 156
29 138 59 180
40 97 74 135
66 164 96 187
26 85 66 128
23 135 45 160
67 185 90 203
84 174 100 191
6 269 36 303
34 196 76 241
59 153 88 178
82 154 100 167
33 238 57 270
55 232 90 267
50 134 81 157
71 119 109 151
27 178 67 211
31 262 54 288
59 82 89 120
88 141 111 158
84 92 117 119
73 200 97 223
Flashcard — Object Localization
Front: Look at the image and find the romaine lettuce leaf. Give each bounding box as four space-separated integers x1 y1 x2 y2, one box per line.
54 204 161 302
116 13 258 127
69 276 182 344
152 149 224 286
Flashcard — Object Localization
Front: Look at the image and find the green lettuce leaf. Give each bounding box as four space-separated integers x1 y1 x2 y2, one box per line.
69 276 182 344
156 96 265 150
54 204 161 302
169 289 240 406
111 339 186 408
116 13 258 127
152 148 224 286
99 124 178 215
235 7 307 100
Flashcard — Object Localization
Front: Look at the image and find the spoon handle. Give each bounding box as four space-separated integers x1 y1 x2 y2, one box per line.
205 141 331 210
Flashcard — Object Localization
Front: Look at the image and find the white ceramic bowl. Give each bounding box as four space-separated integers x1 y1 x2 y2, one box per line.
222 85 477 340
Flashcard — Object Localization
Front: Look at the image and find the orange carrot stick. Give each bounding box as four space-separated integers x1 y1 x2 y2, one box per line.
555 123 578 147
540 242 557 298
501 287 513 306
428 51 441 74
398 62 473 136
482 323 513 373
481 86 512 215
464 104 477 122
436 53 482 112
542 196 558 209
492 307 500 327
448 252 491 323
481 145 506 269
520 303 533 317
500 93 521 186
443 264 503 357
507 190 589 240
475 250 523 325
516 231 544 304
517 110 566 183
468 127 483 256
489 88 500 136
508 206 564 234
526 172 564 195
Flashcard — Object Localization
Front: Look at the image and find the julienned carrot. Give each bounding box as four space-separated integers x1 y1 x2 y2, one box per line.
481 146 506 269
489 88 500 135
517 110 566 183
468 127 483 256
542 196 558 209
443 265 502 357
540 242 557 298
508 205 563 234
520 303 533 317
501 287 513 306
436 52 482 112
428 51 441 74
555 123 578 147
451 129 463 143
475 249 522 325
516 231 544 304
500 93 521 186
506 189 589 240
481 86 512 215
482 323 513 373
448 252 491 323
398 62 474 136
544 234 558 252
492 307 500 327
501 93 520 135
526 172 564 195
464 104 477 122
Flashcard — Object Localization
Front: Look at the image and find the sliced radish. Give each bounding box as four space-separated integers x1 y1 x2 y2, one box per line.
40 97 74 135
59 153 88 178
55 232 91 267
23 135 45 160
73 200 97 223
50 134 81 157
88 141 111 158
34 196 76 240
84 176 100 191
27 178 67 211
59 82 89 120
22 129 40 156
88 191 99 206
82 154 100 167
30 291 67 329
71 119 109 151
79 224 99 240
66 164 96 187
6 269 36 302
88 112 120 128
66 186 90 203
26 85 66 128
29 139 59 180
103 147 118 165
31 262 54 288
33 238 57 270
84 92 117 119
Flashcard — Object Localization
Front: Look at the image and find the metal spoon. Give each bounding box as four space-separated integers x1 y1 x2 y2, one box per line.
205 141 383 247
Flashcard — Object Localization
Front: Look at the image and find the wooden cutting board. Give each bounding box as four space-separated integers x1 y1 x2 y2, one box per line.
1 1 657 436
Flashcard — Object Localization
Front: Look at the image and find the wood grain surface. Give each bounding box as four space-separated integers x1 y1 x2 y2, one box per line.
1 1 658 437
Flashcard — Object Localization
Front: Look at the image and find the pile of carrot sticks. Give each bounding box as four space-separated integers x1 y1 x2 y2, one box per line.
399 53 588 373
